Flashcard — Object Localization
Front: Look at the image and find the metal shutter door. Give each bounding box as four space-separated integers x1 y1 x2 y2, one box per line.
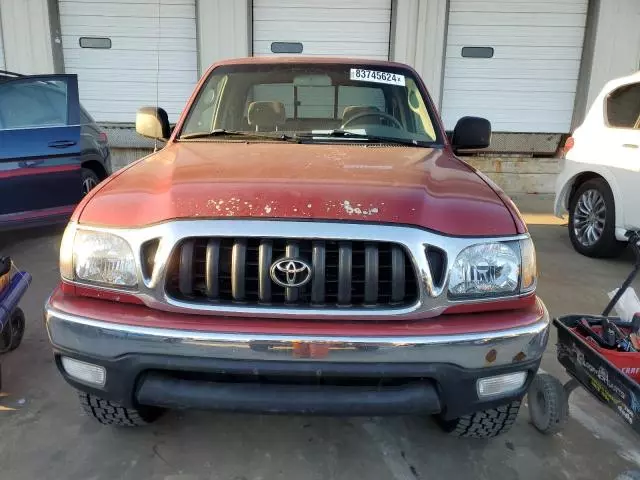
441 0 588 133
253 0 391 60
59 0 198 123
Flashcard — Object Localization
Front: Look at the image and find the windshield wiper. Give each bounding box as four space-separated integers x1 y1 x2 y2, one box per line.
297 130 430 147
180 129 249 140
180 129 299 142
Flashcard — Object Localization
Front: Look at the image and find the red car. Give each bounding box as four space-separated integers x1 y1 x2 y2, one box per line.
45 58 547 438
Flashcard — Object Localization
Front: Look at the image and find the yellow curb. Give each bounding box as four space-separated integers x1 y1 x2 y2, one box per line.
522 213 567 226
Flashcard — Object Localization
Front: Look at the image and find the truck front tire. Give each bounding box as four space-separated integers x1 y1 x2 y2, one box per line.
79 392 162 427
436 400 521 438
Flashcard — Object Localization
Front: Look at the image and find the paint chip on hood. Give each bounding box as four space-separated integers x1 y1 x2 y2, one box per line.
342 200 380 216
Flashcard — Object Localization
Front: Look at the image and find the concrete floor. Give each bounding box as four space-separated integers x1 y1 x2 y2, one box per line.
1 197 640 480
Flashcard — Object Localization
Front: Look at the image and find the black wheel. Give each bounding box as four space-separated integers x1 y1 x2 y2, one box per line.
79 391 163 427
436 400 521 438
568 178 625 258
0 307 25 353
527 374 569 435
81 168 100 196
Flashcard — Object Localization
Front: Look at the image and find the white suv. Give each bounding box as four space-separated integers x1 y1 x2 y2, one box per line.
555 71 640 258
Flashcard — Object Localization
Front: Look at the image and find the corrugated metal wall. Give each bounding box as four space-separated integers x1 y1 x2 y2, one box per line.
391 0 448 108
585 0 640 108
197 0 250 74
0 0 54 74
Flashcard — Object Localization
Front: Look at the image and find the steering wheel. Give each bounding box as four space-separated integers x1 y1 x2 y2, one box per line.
340 111 404 130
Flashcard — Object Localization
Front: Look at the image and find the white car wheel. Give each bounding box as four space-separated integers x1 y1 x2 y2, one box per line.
568 178 625 258
573 189 607 247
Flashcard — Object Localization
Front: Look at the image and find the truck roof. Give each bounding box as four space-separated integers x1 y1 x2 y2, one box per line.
210 56 415 70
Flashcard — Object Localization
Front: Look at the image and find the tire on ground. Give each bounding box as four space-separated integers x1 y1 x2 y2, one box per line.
0 307 25 353
79 391 162 427
527 373 569 435
568 177 625 258
81 168 101 196
436 400 521 438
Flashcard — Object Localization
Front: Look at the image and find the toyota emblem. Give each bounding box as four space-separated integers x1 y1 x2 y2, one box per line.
270 258 312 288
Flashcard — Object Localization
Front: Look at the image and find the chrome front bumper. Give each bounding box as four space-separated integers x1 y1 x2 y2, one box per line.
45 299 550 371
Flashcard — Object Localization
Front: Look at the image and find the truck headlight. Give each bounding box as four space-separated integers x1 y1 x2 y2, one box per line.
60 225 138 288
448 237 536 298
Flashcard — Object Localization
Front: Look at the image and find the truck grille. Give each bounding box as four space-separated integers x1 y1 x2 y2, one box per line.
165 238 419 308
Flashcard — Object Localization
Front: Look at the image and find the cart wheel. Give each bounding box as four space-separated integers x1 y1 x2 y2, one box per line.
528 373 569 435
0 308 25 353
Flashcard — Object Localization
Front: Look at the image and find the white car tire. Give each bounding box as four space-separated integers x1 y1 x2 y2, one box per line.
568 178 625 258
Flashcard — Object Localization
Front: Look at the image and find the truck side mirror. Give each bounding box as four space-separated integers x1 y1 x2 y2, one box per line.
136 107 170 141
451 116 491 151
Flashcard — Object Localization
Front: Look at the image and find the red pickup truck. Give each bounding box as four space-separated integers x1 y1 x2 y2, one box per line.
45 58 548 438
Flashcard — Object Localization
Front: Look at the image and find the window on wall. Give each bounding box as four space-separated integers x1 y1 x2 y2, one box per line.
270 42 303 54
79 37 112 49
461 46 494 58
606 83 640 129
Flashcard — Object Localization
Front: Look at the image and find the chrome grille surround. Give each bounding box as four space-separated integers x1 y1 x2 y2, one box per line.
63 220 532 320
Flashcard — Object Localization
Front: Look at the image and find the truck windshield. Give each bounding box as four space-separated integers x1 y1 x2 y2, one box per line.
179 63 441 146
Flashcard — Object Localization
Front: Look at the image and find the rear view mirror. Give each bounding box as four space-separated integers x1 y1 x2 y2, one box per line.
136 107 170 140
451 116 491 151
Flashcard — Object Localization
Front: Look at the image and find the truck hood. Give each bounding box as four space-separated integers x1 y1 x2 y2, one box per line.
77 142 522 236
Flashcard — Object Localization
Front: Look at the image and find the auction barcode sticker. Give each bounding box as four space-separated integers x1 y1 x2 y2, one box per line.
350 68 405 86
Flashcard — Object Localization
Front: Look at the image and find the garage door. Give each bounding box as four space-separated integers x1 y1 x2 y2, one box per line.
59 0 198 123
253 0 391 60
441 0 588 133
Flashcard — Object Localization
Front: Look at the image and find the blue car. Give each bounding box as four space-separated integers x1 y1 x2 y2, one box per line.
0 71 111 230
